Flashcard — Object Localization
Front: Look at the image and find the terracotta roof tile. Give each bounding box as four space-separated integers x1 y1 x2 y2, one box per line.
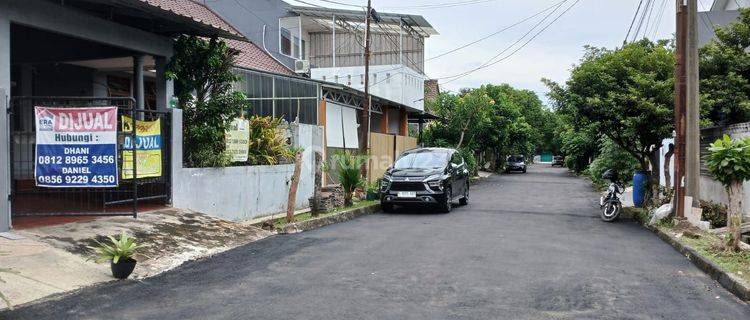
138 1 293 76
138 0 242 37
225 39 295 76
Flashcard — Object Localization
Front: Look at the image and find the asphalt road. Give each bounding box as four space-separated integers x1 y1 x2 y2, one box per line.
4 165 750 320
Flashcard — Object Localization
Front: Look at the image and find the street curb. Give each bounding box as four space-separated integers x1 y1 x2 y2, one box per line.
278 203 381 234
644 223 750 301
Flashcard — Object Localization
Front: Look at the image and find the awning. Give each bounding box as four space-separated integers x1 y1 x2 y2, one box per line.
289 5 438 37
407 112 440 123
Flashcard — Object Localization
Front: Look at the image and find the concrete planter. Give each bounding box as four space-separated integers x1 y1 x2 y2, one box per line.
279 203 380 234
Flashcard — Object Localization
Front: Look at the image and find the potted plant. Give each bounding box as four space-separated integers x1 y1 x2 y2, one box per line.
95 231 139 279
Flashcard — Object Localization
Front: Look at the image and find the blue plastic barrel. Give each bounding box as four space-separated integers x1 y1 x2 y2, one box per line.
632 171 649 208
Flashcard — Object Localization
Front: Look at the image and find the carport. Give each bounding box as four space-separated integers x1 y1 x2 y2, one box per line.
0 0 243 231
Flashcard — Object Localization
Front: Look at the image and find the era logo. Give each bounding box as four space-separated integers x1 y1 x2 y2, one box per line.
37 115 54 131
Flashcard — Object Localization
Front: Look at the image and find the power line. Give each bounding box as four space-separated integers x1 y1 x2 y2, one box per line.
632 0 653 41
382 0 499 10
650 0 669 38
625 0 645 43
438 0 581 84
435 0 573 82
425 0 567 62
642 0 658 37
316 0 364 8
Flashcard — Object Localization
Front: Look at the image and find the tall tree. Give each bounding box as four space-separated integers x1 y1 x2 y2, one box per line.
700 7 750 126
549 40 674 197
166 35 246 167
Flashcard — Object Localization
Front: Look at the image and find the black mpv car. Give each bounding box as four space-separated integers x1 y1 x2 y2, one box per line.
380 148 469 213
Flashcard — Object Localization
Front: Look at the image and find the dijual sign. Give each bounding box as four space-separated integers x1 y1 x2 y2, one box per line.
121 116 162 179
34 107 119 187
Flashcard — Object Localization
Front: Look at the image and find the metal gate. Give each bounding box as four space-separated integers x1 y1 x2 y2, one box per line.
8 96 171 217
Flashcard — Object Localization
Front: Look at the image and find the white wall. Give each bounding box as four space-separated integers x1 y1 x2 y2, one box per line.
658 124 750 219
311 64 425 111
658 138 675 188
171 109 325 221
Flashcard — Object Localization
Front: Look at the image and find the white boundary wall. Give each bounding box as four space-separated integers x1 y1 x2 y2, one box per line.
170 109 324 221
658 123 750 219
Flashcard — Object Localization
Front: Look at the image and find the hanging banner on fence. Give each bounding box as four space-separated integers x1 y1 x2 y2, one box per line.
34 106 118 187
226 118 250 162
121 116 162 179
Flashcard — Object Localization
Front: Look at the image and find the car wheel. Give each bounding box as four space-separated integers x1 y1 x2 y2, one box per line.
381 202 394 213
439 187 452 213
459 184 469 206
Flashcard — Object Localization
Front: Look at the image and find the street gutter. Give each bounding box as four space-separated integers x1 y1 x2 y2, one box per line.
623 210 750 301
645 224 750 301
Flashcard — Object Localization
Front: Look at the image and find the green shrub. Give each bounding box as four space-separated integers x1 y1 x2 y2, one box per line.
246 116 293 165
458 148 477 175
588 137 639 186
701 200 728 228
706 134 750 250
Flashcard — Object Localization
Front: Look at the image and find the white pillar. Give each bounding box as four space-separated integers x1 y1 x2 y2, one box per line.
133 55 145 111
332 15 336 68
155 56 174 111
0 16 10 231
0 16 9 95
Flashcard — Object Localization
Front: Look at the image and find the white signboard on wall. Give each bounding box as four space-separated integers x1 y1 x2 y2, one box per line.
326 102 359 149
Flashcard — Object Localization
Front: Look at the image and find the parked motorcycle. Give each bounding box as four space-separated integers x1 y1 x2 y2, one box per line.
599 169 624 222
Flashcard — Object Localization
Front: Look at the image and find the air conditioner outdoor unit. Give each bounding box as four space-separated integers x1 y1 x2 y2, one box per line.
294 60 310 74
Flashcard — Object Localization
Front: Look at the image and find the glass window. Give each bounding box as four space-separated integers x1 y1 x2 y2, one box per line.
288 36 305 59
393 151 449 169
280 28 292 56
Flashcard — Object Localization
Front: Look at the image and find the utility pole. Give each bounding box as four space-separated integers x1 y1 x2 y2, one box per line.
685 0 701 208
674 0 687 219
359 0 372 175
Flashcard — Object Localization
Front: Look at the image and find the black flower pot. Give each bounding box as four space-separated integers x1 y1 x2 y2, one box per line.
111 258 137 279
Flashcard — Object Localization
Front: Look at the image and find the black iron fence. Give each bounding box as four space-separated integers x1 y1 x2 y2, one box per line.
7 96 171 217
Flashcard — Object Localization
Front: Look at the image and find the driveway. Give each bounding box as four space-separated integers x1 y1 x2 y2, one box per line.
4 165 750 319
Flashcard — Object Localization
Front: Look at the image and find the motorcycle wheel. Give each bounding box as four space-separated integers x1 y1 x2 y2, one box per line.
600 202 621 222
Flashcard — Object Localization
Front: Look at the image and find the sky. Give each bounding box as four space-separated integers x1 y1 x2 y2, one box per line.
288 0 718 106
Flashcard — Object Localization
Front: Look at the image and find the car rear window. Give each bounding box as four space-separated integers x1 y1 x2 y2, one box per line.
394 151 449 169
508 156 524 163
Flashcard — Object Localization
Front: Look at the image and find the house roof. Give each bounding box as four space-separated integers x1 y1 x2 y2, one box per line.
289 5 438 37
136 0 244 39
64 0 245 40
225 39 295 75
139 1 294 75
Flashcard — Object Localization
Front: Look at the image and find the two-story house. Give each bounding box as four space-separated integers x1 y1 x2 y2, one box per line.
698 0 750 46
207 1 437 155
